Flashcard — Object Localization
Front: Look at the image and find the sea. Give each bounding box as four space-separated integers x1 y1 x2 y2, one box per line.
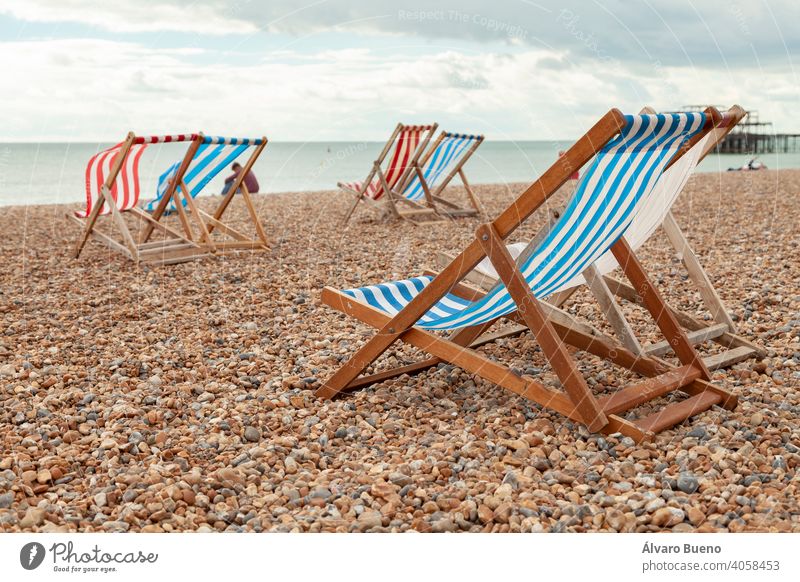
0 141 798 208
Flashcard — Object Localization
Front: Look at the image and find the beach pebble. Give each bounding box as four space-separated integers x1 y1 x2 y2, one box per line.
244 426 261 442
676 472 699 494
651 507 685 527
20 508 46 529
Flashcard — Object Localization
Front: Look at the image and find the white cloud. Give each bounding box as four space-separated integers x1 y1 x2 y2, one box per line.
0 26 797 141
0 0 257 34
0 38 639 141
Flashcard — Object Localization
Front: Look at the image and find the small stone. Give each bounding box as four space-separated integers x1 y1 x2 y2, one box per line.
493 503 513 524
284 457 298 474
334 427 347 439
431 517 457 532
20 507 45 529
94 492 108 508
749 412 764 426
100 439 117 450
388 472 411 487
645 498 666 512
0 364 15 376
357 510 383 531
36 469 51 484
651 507 685 527
687 507 705 526
244 426 261 443
370 480 396 500
310 487 332 501
0 492 14 509
477 505 494 524
676 472 699 494
501 470 520 490
686 426 706 439
605 510 626 531
495 483 513 500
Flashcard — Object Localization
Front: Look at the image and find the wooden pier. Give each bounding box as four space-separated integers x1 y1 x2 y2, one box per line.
682 105 800 154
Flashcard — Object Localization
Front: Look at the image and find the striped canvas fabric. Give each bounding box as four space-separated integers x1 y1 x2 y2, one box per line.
475 131 711 285
557 130 711 289
144 136 263 213
76 134 197 218
401 133 480 202
340 125 431 200
341 113 706 331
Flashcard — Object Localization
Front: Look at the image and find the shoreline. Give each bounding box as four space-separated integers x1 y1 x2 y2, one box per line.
0 171 798 533
0 167 796 211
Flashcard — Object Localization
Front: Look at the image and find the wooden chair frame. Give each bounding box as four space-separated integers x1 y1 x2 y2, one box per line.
317 108 739 443
71 132 269 265
340 123 438 225
448 106 763 370
395 132 486 221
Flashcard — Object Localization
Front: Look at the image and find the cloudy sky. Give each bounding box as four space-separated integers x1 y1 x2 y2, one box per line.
0 0 797 141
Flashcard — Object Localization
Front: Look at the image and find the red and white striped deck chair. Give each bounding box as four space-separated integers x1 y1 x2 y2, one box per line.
69 131 268 266
339 123 437 224
75 134 194 219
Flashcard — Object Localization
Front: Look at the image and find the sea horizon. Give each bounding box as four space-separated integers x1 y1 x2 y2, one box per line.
1 140 797 209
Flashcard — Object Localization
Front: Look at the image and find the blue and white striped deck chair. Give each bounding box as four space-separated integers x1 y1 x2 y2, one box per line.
398 131 485 218
144 135 265 214
466 106 760 370
139 134 269 253
315 109 739 443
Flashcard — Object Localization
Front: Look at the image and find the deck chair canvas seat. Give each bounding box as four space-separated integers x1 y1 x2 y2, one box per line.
70 132 269 265
464 106 763 370
340 123 437 224
317 109 741 443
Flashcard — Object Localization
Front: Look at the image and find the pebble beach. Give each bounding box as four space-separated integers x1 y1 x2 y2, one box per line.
0 170 798 533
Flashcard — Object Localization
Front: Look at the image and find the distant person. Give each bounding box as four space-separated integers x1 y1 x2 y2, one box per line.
221 162 259 195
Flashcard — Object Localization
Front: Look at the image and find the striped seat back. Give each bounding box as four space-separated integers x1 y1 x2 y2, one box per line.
144 136 264 213
360 125 433 200
401 133 482 201
77 134 196 218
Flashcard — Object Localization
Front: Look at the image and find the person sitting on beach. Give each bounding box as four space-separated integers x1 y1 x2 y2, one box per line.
221 162 259 196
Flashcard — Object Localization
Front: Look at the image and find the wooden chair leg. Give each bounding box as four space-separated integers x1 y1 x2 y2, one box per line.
459 169 484 218
583 264 643 354
376 166 401 219
661 212 737 331
610 236 711 379
477 223 607 432
341 189 365 225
